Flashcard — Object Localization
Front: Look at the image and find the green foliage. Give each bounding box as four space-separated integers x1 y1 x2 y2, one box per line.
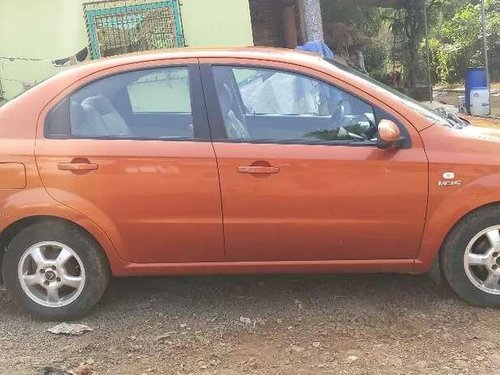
320 0 392 78
364 36 390 81
430 0 500 83
320 0 499 85
320 0 387 37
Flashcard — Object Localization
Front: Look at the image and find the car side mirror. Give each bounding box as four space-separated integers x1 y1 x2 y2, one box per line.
377 119 405 149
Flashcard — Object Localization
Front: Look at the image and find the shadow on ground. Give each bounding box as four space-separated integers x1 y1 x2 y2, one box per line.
1 274 497 375
0 273 457 325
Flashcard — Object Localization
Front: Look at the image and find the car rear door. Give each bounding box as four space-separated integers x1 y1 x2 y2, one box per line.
35 60 225 264
201 59 429 262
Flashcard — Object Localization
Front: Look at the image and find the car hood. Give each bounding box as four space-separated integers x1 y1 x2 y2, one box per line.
460 125 500 143
458 114 500 144
461 115 500 129
420 120 500 167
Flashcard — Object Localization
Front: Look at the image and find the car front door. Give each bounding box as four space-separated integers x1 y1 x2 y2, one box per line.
202 60 428 262
36 61 224 264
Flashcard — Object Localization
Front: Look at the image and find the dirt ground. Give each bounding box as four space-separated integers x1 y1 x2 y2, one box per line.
434 83 500 118
1 274 500 375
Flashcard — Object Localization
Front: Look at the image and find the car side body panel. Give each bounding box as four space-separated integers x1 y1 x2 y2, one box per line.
198 57 429 262
34 59 225 264
1 47 498 277
35 140 225 264
416 124 500 272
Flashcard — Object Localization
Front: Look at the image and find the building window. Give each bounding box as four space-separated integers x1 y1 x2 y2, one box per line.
83 0 185 59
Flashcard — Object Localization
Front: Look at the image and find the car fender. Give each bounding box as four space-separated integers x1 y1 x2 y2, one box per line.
0 187 128 274
416 170 500 272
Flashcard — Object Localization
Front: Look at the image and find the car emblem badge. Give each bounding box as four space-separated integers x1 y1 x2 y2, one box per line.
439 172 462 187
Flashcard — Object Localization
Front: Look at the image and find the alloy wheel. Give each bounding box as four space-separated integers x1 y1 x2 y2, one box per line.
17 241 86 307
464 226 500 295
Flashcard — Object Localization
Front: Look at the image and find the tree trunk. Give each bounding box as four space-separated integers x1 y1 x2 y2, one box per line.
403 0 425 91
301 0 324 41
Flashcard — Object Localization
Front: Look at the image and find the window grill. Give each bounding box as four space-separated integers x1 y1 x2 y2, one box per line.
83 0 185 59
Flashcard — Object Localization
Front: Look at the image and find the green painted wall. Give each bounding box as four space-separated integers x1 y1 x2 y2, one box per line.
181 0 253 48
0 0 253 100
0 0 88 100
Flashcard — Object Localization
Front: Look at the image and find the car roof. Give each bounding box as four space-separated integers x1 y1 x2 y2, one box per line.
20 47 326 98
60 47 325 79
82 46 323 66
2 46 435 133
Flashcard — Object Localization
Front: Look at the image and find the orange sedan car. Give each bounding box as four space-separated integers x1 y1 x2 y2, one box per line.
0 47 499 320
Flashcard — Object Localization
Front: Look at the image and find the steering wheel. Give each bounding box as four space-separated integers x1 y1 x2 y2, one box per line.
341 113 378 141
361 113 378 140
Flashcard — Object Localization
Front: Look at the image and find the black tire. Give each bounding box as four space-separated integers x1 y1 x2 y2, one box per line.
2 219 109 320
442 205 500 307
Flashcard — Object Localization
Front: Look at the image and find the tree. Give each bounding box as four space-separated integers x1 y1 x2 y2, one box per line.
320 0 391 75
429 0 500 83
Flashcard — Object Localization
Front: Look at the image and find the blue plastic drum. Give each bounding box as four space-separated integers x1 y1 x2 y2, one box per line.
466 67 487 114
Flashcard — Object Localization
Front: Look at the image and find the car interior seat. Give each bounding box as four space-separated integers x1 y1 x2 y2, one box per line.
70 101 109 137
216 82 250 140
81 95 132 137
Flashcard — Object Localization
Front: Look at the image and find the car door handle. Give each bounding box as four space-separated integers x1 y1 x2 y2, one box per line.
238 166 280 174
58 162 99 171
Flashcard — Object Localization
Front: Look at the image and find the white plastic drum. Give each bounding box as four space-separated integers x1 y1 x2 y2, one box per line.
458 96 466 113
470 88 490 116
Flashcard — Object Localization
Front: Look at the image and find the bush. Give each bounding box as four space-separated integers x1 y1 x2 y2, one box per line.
430 1 500 83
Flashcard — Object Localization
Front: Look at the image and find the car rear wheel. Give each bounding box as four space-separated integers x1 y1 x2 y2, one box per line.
442 206 500 307
2 220 109 320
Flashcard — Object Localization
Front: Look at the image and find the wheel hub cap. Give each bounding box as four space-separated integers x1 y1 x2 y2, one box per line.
45 270 56 281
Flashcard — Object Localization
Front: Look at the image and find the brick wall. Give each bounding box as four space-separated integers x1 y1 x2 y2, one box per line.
249 0 281 47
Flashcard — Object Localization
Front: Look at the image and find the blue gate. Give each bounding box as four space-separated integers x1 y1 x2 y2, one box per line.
84 0 185 59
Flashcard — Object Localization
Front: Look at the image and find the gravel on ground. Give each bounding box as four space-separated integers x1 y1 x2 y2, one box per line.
1 273 499 374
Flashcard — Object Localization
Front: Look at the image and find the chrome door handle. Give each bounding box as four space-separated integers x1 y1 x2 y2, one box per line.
238 166 280 174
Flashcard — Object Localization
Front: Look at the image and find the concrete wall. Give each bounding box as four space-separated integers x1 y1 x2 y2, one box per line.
0 0 254 100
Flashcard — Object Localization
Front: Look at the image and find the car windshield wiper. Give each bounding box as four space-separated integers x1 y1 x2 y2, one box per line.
434 108 470 129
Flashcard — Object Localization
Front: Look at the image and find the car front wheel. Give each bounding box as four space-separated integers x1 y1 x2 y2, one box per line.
2 220 109 320
442 206 500 307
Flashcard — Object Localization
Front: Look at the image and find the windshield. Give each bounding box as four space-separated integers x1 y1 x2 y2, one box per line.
324 58 461 128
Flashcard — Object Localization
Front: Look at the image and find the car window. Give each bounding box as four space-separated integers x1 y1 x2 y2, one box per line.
67 67 194 140
127 69 191 113
212 66 377 143
324 58 455 127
